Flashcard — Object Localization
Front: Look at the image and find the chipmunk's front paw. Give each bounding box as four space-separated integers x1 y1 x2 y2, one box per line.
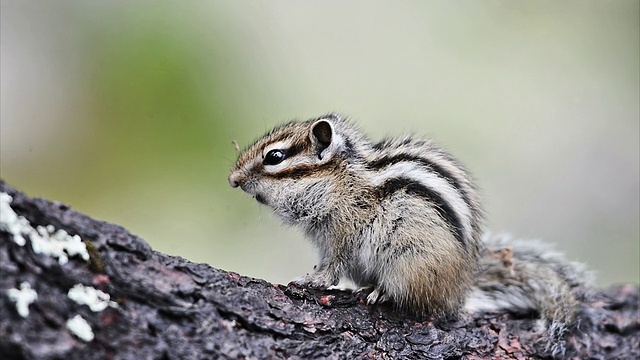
365 287 390 305
290 272 336 288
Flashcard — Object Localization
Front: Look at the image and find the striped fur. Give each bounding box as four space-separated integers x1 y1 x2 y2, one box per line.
229 113 483 316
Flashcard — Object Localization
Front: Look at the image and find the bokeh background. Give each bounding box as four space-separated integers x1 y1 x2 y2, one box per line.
2 1 638 287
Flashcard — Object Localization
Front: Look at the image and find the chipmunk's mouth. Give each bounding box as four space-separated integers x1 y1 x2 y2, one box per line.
254 193 267 205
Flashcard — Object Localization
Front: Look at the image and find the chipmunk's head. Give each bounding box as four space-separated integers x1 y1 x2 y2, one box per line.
229 114 358 224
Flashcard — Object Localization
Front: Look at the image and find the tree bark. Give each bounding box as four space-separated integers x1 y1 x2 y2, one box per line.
0 180 638 359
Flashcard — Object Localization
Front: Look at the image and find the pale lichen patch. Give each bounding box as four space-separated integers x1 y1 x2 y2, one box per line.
6 282 38 317
0 192 89 264
68 283 118 312
1 192 28 246
66 315 94 342
31 225 89 265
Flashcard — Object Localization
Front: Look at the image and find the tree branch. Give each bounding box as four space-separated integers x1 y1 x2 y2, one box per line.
1 180 638 359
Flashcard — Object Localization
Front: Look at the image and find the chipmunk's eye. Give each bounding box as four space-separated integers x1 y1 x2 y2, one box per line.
263 149 286 165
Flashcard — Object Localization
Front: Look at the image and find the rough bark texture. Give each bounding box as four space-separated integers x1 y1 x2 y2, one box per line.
0 179 638 360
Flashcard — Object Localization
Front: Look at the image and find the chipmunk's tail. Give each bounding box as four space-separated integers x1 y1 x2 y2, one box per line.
465 233 593 358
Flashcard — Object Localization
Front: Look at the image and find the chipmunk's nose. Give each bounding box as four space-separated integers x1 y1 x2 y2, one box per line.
228 172 242 188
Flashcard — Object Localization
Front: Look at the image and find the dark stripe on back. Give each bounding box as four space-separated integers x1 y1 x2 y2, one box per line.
372 139 391 150
343 137 356 157
367 153 474 214
377 177 464 245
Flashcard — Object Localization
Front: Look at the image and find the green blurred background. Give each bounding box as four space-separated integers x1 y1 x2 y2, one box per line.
1 1 638 287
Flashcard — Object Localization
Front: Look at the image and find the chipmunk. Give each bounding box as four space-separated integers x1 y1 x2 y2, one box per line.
228 114 591 357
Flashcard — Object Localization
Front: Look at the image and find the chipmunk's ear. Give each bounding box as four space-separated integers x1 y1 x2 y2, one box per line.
310 119 334 158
